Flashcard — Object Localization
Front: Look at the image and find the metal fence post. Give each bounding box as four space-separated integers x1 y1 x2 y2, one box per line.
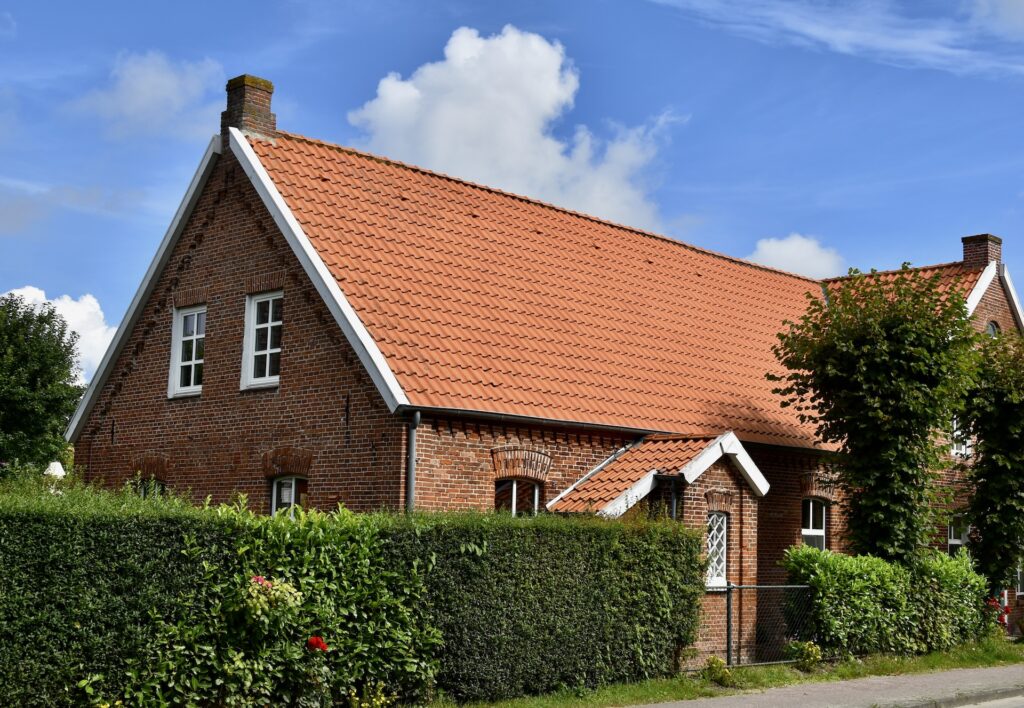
726 582 733 667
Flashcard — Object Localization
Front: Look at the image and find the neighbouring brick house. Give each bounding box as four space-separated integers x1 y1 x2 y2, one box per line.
68 75 1024 653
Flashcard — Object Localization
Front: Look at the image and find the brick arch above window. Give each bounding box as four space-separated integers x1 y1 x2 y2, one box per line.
490 446 552 483
800 471 837 502
133 452 169 480
262 446 314 479
704 488 734 513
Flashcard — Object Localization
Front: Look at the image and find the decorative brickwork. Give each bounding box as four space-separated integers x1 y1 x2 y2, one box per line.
131 452 168 479
704 488 734 513
262 446 314 479
490 446 552 482
173 287 208 309
245 272 285 294
799 471 837 501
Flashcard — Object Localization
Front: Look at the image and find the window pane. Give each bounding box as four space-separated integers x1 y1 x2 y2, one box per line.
268 352 280 377
801 499 810 529
494 481 513 511
276 478 293 510
814 502 824 530
256 299 270 325
296 478 308 508
255 327 268 352
254 354 267 378
196 311 206 336
270 324 282 349
271 297 282 322
195 338 205 360
180 365 192 388
193 363 203 386
802 533 825 550
706 513 727 585
181 339 193 362
183 313 195 336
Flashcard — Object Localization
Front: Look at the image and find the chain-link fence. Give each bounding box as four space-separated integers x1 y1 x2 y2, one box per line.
691 584 814 667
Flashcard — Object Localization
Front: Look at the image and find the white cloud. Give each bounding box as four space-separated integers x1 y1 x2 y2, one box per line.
652 0 1024 76
349 25 676 231
5 286 116 382
972 0 1024 39
746 233 844 279
71 51 223 140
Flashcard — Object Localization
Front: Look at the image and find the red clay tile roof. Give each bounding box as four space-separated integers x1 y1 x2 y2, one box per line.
251 131 830 446
824 262 987 301
551 435 713 513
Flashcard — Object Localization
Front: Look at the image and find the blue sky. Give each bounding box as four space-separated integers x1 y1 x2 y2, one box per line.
3 0 1024 379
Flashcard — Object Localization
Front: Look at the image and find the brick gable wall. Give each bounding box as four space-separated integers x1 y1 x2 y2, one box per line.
76 152 407 513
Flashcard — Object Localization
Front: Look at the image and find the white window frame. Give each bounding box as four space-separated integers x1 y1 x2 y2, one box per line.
1017 564 1023 596
948 519 969 556
495 478 541 517
801 498 827 550
951 417 972 458
167 304 206 398
271 476 307 519
706 512 728 590
241 291 283 390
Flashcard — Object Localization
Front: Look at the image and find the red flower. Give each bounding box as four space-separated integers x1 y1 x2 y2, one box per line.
307 635 329 652
251 575 273 588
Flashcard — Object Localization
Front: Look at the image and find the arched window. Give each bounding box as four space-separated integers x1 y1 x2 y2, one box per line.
987 321 1001 337
801 498 826 550
706 512 728 588
271 476 308 518
135 477 166 499
494 478 543 517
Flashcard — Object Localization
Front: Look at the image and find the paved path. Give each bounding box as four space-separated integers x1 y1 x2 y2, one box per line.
633 664 1024 707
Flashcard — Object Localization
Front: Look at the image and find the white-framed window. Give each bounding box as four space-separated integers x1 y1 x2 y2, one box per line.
987 321 1001 337
241 291 283 390
801 498 827 550
494 478 542 517
951 417 972 458
1017 564 1023 596
271 476 308 518
948 518 969 556
168 305 206 397
134 477 166 499
706 512 728 589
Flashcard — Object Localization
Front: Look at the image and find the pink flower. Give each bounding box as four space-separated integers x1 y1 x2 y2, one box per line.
251 575 273 588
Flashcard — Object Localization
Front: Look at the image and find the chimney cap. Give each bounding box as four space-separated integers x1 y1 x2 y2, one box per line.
226 74 274 93
961 233 1003 246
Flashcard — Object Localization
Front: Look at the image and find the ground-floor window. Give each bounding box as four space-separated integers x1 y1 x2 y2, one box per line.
494 478 542 516
948 518 969 556
272 476 308 518
706 512 728 588
135 478 166 499
801 498 826 550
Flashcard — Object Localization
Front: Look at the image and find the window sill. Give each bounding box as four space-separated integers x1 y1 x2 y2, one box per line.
705 583 727 593
167 389 202 399
240 379 279 392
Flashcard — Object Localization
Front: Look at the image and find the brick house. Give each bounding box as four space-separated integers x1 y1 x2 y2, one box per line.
67 75 1024 651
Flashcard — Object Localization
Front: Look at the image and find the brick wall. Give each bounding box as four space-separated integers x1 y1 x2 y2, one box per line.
413 416 633 510
76 152 407 513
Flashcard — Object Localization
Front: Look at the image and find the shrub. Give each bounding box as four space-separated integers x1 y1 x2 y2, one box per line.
0 477 704 705
784 641 822 672
700 656 735 687
387 512 704 702
783 545 992 658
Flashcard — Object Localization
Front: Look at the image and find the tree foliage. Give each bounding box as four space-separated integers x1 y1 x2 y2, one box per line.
965 333 1024 592
771 266 978 563
0 293 82 467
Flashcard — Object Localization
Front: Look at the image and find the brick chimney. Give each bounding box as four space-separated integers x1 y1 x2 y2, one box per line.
962 234 1002 269
220 74 276 148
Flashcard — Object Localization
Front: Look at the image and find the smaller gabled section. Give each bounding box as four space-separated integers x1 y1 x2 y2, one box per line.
548 431 769 517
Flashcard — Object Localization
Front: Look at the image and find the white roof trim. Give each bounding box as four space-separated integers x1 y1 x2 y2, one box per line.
599 431 770 518
66 136 223 442
546 440 641 512
999 265 1024 331
966 261 999 316
228 128 409 412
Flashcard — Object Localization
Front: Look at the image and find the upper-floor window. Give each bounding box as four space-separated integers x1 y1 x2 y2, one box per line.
951 417 972 458
706 512 728 589
494 478 542 517
948 518 969 556
987 321 1001 337
168 305 205 397
271 476 307 518
242 292 283 390
801 498 826 550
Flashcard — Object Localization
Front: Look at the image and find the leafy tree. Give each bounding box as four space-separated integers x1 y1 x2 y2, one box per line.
965 333 1024 592
771 266 978 563
0 293 83 467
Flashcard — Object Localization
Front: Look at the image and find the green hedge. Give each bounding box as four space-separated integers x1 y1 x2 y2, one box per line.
783 545 994 657
0 478 703 705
